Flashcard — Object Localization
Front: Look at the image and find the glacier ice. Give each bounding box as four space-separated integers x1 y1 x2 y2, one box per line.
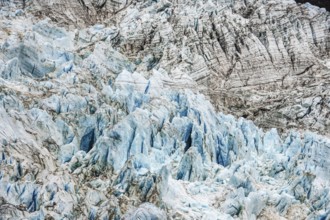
1 63 330 218
0 1 329 219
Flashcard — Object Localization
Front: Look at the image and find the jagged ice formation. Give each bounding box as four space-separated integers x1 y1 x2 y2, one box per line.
30 0 330 135
0 0 330 219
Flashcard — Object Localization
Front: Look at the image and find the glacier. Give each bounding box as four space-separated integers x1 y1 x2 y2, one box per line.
0 0 329 219
30 0 330 135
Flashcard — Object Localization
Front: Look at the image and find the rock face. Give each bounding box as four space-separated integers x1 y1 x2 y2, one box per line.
0 0 329 220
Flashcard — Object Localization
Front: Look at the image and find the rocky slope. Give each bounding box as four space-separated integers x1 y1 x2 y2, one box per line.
0 0 329 220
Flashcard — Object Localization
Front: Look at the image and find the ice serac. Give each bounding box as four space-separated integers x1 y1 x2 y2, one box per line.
0 1 330 220
30 0 330 135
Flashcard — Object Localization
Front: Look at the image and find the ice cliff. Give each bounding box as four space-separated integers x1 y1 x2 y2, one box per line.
0 0 330 219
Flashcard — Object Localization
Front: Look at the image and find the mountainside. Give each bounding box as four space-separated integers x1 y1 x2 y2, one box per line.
0 0 329 219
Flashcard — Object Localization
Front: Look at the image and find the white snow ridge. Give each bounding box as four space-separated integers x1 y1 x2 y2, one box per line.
0 0 329 219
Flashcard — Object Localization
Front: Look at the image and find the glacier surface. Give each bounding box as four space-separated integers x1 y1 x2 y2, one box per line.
0 1 329 220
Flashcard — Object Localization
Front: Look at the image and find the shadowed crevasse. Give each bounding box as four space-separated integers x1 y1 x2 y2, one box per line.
80 128 95 153
296 0 330 11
